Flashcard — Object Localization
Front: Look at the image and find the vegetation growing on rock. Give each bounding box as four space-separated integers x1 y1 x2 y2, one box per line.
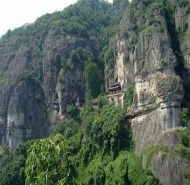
1 0 190 184
0 96 161 185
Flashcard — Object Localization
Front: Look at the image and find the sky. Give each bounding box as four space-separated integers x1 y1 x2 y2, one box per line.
0 0 114 37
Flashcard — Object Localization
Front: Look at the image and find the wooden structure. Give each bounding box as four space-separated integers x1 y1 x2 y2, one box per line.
107 82 122 95
107 82 124 107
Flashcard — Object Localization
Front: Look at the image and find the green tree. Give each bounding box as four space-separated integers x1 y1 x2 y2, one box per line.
0 141 33 185
66 104 79 119
84 60 102 101
25 134 77 185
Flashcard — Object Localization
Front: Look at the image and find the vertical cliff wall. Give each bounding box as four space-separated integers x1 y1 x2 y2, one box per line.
0 32 102 147
108 0 190 184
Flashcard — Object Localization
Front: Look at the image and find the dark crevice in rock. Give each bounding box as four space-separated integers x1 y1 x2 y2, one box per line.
164 1 184 76
164 0 187 107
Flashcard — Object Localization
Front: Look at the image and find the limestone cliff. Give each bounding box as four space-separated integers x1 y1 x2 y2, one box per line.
0 32 92 147
0 0 190 183
0 0 123 147
106 0 190 184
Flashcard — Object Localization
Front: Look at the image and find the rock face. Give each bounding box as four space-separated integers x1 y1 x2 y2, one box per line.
132 29 184 150
41 33 89 114
0 0 130 149
6 81 47 148
112 0 184 135
0 33 100 147
0 0 128 148
108 0 190 184
0 0 190 183
150 148 185 185
0 13 102 147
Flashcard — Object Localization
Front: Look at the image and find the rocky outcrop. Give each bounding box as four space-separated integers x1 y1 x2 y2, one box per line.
113 0 184 143
110 0 189 184
175 4 190 109
6 81 47 148
131 30 184 148
0 0 190 183
0 0 128 148
150 148 185 185
0 22 102 148
42 33 89 112
112 0 184 133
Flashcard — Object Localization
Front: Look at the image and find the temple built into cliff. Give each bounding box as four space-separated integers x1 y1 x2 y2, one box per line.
107 82 122 94
107 82 124 107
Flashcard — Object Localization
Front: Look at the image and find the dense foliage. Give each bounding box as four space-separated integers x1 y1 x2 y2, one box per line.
173 128 190 184
124 84 134 110
0 0 127 91
0 96 161 185
0 141 33 185
181 108 190 127
25 134 77 185
0 1 130 183
72 97 160 184
2 0 190 184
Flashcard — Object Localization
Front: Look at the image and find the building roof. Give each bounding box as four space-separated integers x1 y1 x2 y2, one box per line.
110 82 120 87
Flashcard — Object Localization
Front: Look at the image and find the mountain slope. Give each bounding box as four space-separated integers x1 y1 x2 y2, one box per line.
0 0 190 184
0 0 127 147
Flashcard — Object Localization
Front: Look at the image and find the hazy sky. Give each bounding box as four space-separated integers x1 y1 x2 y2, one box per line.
0 0 114 37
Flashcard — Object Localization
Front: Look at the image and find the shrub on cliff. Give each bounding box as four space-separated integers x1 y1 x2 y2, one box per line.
124 84 134 110
181 108 190 127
